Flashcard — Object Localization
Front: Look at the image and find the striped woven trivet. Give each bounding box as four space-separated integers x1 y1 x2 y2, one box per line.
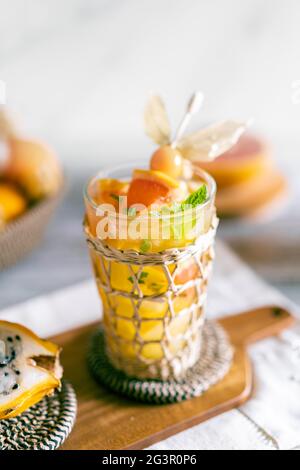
0 380 77 450
88 321 234 404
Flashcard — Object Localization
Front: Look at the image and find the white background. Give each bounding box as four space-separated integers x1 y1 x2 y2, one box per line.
0 0 300 169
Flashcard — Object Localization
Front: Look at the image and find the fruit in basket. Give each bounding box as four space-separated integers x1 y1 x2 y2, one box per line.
0 109 62 201
0 183 27 225
0 110 63 270
0 320 63 420
5 138 62 200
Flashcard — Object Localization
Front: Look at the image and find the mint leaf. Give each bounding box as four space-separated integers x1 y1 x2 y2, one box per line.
140 240 151 253
139 271 149 279
150 282 164 293
138 271 149 284
110 193 120 202
168 185 207 214
181 184 207 210
127 207 137 217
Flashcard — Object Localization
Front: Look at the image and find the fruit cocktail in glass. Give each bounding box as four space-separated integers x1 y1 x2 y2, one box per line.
83 93 246 380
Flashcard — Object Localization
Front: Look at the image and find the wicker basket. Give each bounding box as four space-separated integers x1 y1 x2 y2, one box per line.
0 187 63 270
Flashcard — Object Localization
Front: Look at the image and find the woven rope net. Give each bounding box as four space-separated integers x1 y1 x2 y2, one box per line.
85 216 218 381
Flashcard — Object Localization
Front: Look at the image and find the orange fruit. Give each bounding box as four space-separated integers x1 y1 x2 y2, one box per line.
0 183 27 223
5 138 62 200
150 145 183 178
127 169 179 207
96 178 129 207
85 178 129 236
174 259 199 284
197 134 271 188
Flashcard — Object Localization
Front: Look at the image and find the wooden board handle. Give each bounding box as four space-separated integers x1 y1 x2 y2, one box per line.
219 305 295 345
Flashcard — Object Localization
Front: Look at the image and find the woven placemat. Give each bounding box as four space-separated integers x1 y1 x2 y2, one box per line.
88 321 234 404
0 380 77 450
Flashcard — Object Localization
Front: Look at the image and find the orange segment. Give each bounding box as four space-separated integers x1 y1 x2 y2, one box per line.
127 178 169 207
127 169 179 207
133 169 179 189
96 178 129 207
0 183 27 222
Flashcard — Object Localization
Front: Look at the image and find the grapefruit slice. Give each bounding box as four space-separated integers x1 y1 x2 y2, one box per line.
216 166 288 218
197 134 271 188
0 321 62 420
127 169 179 207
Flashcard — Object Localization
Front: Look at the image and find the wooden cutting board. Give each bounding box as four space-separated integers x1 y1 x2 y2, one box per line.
57 305 294 450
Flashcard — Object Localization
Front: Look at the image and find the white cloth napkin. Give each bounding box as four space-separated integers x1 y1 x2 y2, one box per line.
0 241 299 450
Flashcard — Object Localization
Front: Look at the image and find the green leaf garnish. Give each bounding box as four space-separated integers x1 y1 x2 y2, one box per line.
168 185 207 214
138 271 149 284
150 282 164 293
140 240 151 253
139 271 149 279
181 184 207 210
128 276 134 283
128 207 137 217
110 193 120 202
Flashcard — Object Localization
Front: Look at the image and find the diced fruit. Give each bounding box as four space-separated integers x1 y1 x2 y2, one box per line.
85 178 129 235
141 343 163 360
150 145 183 178
5 138 62 200
0 321 62 420
96 178 129 206
0 183 27 223
127 179 169 207
127 169 179 207
174 258 199 284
